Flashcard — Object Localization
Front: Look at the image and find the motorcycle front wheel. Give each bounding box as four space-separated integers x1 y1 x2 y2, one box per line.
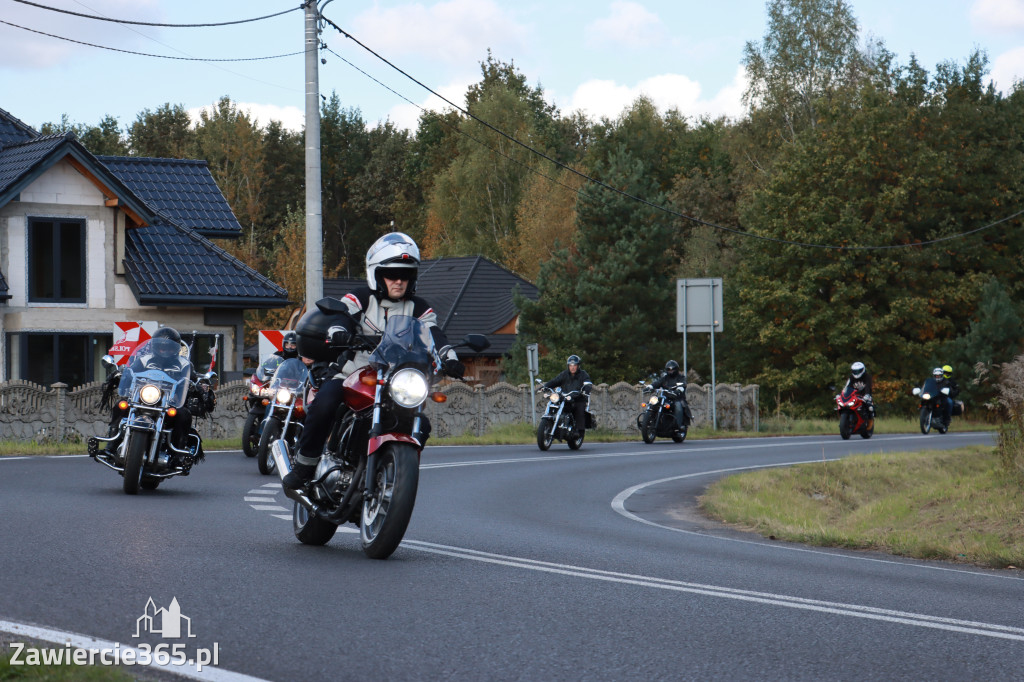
536 419 554 451
839 412 853 440
122 432 147 495
919 407 932 434
293 501 338 546
257 417 281 475
641 413 657 444
242 410 260 458
361 443 420 560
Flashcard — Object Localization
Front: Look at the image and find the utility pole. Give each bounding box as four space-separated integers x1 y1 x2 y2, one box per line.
303 1 324 305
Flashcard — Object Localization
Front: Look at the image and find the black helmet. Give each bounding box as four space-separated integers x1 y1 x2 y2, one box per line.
281 331 299 359
665 360 680 373
567 354 581 368
151 327 182 361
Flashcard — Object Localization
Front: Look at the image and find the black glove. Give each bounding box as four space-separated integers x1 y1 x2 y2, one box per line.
327 325 351 348
443 358 466 379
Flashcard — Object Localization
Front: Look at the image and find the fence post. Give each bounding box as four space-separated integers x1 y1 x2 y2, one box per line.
52 382 68 441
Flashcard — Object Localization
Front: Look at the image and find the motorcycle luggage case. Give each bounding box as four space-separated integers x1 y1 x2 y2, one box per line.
586 412 596 429
295 298 355 363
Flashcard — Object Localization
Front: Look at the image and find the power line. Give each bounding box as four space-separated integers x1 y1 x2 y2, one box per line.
321 15 1024 252
10 0 302 27
0 19 303 62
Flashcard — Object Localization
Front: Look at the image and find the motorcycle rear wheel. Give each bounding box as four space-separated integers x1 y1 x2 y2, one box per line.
122 433 147 495
839 412 853 440
672 426 687 444
293 501 338 546
919 407 932 434
140 477 161 490
860 418 874 439
567 426 584 450
361 443 420 560
257 417 281 475
641 413 657 444
537 419 554 451
242 410 260 458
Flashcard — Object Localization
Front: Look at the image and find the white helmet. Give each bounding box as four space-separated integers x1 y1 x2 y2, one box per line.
850 361 866 378
932 367 944 378
365 232 420 299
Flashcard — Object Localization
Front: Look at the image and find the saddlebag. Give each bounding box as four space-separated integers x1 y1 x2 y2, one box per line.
952 401 964 417
586 412 596 430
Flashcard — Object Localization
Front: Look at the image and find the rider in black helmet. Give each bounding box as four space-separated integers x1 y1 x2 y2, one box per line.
652 360 689 432
542 354 594 438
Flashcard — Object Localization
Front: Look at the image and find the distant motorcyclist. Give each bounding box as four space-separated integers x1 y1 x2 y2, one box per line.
652 360 690 432
542 354 593 437
275 331 299 360
938 364 959 424
843 361 874 416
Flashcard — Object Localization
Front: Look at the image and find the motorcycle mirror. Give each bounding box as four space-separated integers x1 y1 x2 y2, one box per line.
461 334 490 352
315 297 349 315
101 354 117 369
912 387 921 396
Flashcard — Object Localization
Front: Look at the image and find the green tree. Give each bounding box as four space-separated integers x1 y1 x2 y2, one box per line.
40 114 128 155
319 94 371 276
128 103 193 158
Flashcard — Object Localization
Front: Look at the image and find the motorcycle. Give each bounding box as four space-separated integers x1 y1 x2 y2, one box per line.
276 300 489 559
241 355 283 458
256 358 313 475
636 382 690 444
912 377 961 434
535 381 593 451
88 343 214 494
834 386 874 440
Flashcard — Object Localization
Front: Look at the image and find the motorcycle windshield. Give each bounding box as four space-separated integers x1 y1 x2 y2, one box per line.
368 315 434 371
268 358 310 392
921 377 940 396
840 386 858 400
256 355 283 383
117 338 191 408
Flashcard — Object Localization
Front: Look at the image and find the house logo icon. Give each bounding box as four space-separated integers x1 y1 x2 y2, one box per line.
133 597 196 639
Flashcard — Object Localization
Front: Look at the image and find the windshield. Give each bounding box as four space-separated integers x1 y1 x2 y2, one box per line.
268 358 310 391
117 338 191 408
256 355 284 382
921 377 940 395
368 315 435 371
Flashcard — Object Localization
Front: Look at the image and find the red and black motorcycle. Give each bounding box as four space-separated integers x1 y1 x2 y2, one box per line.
834 387 874 440
275 299 488 559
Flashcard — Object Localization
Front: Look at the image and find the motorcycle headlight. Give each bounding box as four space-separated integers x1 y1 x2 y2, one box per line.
250 383 260 394
140 384 162 405
922 393 931 401
549 393 560 403
390 368 429 408
649 395 659 405
276 388 293 405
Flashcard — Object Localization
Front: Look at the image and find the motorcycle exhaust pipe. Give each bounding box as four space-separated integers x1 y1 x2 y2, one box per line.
272 440 316 512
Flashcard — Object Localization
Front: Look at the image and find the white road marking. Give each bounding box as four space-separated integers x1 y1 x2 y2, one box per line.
403 540 1024 642
248 505 288 512
243 497 276 503
0 618 270 682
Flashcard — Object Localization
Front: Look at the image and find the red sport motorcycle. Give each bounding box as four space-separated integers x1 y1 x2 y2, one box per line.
834 387 874 440
275 299 489 559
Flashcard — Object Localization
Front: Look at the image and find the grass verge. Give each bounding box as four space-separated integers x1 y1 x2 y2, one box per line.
0 651 134 680
699 445 1024 568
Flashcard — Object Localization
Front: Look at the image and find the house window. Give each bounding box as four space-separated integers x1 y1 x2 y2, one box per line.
28 218 86 302
6 333 112 387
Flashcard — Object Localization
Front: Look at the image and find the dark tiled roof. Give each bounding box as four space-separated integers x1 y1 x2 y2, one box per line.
0 134 71 199
124 220 288 308
0 268 10 301
0 107 38 149
324 256 538 357
98 156 242 238
323 277 366 299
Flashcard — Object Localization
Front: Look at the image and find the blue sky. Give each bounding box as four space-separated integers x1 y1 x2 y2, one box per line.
1 0 1022 134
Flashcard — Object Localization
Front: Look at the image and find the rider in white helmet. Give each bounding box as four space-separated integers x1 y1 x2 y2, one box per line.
844 361 875 416
284 232 464 489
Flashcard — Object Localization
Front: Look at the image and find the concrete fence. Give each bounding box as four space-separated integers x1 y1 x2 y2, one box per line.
0 379 759 443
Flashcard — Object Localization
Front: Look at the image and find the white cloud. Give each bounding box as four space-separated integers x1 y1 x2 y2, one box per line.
566 67 747 122
989 46 1024 93
0 0 163 68
970 0 1024 32
187 102 305 132
585 1 666 48
347 0 527 64
385 77 476 131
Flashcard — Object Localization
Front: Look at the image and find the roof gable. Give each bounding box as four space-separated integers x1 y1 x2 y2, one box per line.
0 106 38 149
98 156 243 238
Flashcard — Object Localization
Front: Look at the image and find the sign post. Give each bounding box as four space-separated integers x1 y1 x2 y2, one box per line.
526 343 539 427
677 279 724 429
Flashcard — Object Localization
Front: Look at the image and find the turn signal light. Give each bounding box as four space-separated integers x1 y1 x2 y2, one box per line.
361 375 378 386
117 400 128 410
167 408 177 417
431 392 447 403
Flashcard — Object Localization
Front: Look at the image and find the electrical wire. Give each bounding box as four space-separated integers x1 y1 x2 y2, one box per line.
0 19 303 61
321 15 1024 252
10 0 302 27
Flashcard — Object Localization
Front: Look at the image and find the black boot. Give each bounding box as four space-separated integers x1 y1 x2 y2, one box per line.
282 463 316 489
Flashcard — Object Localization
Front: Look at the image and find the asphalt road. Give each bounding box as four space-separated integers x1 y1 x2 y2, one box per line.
1 431 1020 681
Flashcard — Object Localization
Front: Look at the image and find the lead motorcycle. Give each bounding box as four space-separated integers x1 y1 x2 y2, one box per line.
535 381 593 451
256 357 312 475
275 299 489 559
834 386 874 439
88 342 214 494
636 381 690 444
